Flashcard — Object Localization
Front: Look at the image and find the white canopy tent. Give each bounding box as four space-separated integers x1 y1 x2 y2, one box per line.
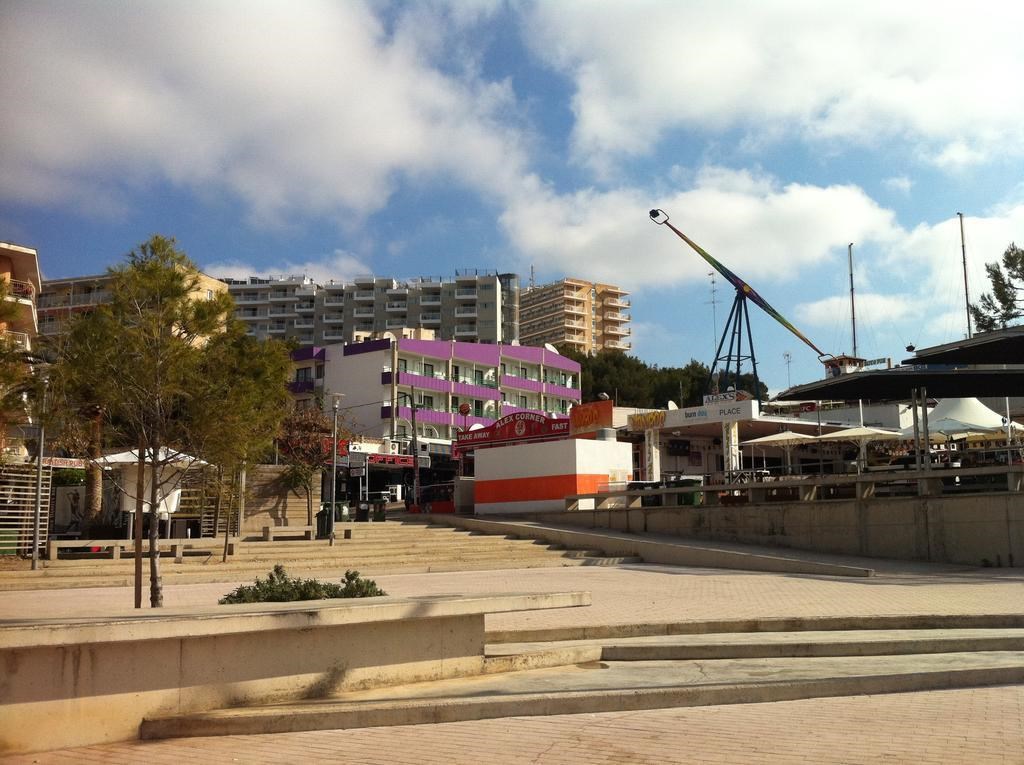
98 448 206 517
898 398 1021 442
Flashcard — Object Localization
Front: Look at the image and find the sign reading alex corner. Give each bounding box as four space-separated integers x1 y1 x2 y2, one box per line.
456 411 570 449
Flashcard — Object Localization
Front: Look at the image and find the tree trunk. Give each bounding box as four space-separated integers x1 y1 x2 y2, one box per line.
306 483 313 527
84 411 103 531
134 439 145 609
148 445 163 608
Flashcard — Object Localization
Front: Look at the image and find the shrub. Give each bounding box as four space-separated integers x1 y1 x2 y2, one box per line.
219 565 386 604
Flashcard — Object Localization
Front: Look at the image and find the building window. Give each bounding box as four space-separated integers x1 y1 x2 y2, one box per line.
474 369 484 385
316 365 325 379
398 358 407 372
423 362 434 377
474 400 483 417
500 363 507 376
519 395 527 408
422 395 434 410
295 367 312 383
452 364 460 380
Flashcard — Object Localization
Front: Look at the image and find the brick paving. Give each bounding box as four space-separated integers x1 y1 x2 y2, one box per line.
12 685 1024 764
4 554 1024 763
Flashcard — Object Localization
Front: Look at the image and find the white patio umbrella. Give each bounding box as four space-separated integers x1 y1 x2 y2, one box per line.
740 431 818 474
814 426 902 473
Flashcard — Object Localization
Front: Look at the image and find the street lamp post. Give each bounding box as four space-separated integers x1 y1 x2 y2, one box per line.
329 393 344 541
410 387 420 510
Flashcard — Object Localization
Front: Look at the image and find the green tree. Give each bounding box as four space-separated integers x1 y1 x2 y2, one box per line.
278 405 339 528
971 243 1024 332
187 322 292 560
52 235 235 607
0 280 36 451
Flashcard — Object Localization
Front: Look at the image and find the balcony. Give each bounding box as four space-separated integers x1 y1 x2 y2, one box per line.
385 301 408 312
268 306 297 317
352 307 375 318
604 297 630 309
294 319 314 329
295 301 315 313
455 288 477 300
232 293 264 304
420 294 442 306
454 324 477 335
604 325 631 336
500 374 543 393
269 291 298 302
454 306 477 317
421 313 441 323
322 294 345 306
604 340 631 350
267 325 286 334
322 313 344 324
386 287 409 296
322 329 346 341
386 319 407 329
0 330 30 351
565 304 585 315
353 290 375 301
288 380 315 394
604 312 630 322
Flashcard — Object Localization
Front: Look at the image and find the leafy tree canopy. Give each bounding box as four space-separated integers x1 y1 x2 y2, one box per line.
971 243 1024 332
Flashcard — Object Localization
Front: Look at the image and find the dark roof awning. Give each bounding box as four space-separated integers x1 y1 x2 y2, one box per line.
902 326 1024 365
776 367 1024 401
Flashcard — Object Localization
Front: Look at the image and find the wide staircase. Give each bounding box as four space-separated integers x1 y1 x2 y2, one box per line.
0 520 641 591
140 612 1024 740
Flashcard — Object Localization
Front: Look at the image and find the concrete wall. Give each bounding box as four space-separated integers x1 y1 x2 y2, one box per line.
518 493 1024 567
0 592 589 755
242 465 321 534
475 438 632 515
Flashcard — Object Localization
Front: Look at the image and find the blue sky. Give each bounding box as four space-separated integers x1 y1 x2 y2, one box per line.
4 1 1024 393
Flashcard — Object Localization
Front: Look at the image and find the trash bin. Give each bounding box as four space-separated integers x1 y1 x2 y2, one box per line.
316 507 329 537
372 499 386 522
355 501 370 522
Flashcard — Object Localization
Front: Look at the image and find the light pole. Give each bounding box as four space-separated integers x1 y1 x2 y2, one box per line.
329 393 344 541
409 387 420 510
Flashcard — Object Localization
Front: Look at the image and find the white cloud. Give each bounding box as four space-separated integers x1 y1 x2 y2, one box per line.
521 1 1024 172
883 176 913 194
0 1 530 225
796 293 921 327
500 166 900 288
202 249 371 285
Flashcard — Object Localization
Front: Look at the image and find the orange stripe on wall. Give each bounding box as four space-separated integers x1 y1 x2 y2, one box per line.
476 474 606 503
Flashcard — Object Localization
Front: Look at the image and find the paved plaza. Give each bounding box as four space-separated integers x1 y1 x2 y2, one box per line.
3 557 1023 763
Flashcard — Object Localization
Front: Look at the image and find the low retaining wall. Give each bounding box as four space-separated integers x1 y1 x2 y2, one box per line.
514 492 1023 567
0 591 589 755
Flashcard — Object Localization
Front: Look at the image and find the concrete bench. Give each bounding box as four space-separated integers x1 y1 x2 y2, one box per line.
262 524 315 542
47 537 239 562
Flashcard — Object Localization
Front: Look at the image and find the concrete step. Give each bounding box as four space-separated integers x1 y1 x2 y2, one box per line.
140 650 1024 740
489 628 1024 661
485 613 1024 643
0 554 637 591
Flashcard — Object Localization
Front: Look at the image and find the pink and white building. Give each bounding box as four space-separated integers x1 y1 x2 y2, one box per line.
323 338 582 455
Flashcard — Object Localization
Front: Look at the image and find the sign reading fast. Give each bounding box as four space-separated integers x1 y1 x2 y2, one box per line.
456 411 570 449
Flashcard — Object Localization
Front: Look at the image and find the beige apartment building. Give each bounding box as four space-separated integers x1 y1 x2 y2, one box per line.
520 278 631 354
37 270 227 337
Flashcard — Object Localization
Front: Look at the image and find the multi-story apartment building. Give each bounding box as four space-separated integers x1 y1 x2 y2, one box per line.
0 242 41 354
520 278 631 354
37 270 227 337
222 270 520 347
317 338 581 456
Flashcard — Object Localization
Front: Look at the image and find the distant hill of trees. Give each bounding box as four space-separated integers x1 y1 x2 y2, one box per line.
555 347 767 408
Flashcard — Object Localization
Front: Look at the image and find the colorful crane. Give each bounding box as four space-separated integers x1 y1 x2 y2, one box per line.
649 208 828 401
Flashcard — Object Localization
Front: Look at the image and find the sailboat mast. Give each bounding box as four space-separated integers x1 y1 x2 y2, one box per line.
848 243 857 358
958 212 972 339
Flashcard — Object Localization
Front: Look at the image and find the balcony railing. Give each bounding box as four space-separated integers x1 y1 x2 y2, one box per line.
0 331 30 351
5 280 35 302
455 288 477 299
353 290 375 301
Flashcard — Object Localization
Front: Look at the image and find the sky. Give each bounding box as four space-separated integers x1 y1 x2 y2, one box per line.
3 0 1024 394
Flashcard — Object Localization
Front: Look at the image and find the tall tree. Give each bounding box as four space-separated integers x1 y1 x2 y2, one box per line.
278 405 351 528
52 235 234 607
187 322 292 559
971 243 1024 332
